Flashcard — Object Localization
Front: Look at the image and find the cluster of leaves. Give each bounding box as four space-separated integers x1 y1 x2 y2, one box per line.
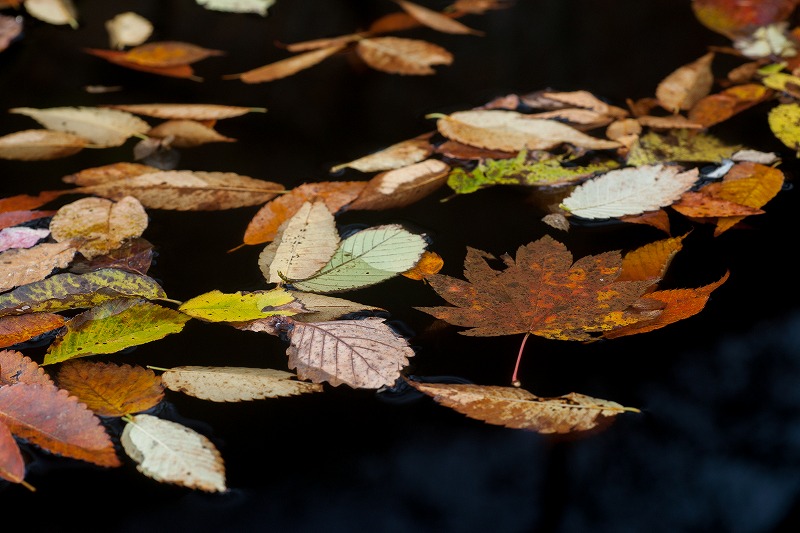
1 0 798 494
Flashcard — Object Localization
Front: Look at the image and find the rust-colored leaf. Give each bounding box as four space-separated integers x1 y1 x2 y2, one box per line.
0 313 65 349
604 271 730 339
688 84 772 127
0 349 54 387
407 380 638 434
434 140 517 160
242 181 365 245
671 190 765 217
356 37 453 75
122 40 224 67
617 234 689 283
0 191 62 213
0 383 121 467
84 48 201 80
347 159 449 210
68 237 154 276
56 361 164 417
619 209 672 235
402 250 444 280
229 44 345 83
0 210 56 230
0 241 77 293
395 0 484 35
0 422 24 484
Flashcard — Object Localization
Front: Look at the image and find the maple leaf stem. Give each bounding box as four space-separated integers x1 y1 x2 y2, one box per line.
511 331 530 387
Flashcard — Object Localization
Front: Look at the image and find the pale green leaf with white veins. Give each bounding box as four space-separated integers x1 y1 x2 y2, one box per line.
290 224 427 293
560 164 698 219
10 106 150 147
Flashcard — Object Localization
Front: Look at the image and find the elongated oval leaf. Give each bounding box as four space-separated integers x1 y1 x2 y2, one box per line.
103 103 265 120
44 299 190 364
356 37 453 75
290 224 427 293
178 288 299 322
161 366 322 401
230 44 345 83
0 129 87 160
0 242 77 293
10 106 151 147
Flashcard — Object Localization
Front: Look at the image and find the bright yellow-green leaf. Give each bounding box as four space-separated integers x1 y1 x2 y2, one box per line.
44 299 190 365
0 268 168 317
768 102 800 155
626 129 742 166
178 288 299 322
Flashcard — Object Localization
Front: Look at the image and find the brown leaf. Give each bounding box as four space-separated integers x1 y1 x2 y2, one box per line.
619 209 672 234
655 52 716 113
0 313 65 349
0 422 24 484
103 103 264 120
229 44 345 83
0 349 54 387
242 181 365 245
636 115 705 130
330 133 434 173
688 83 772 127
122 40 225 67
356 37 453 75
368 12 421 34
433 140 517 160
147 119 236 148
84 48 202 80
407 380 637 434
395 0 484 35
0 241 77 293
0 129 87 160
540 90 629 118
62 162 160 186
56 361 164 417
671 191 765 217
68 237 154 276
0 383 121 467
283 33 365 53
526 108 615 130
348 159 449 210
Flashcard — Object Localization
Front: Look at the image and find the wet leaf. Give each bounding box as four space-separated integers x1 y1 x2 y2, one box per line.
70 170 284 210
402 250 444 280
103 103 265 120
356 37 453 75
10 106 151 148
0 383 121 467
0 422 24 485
284 291 385 322
105 11 152 49
122 41 224 67
0 209 55 230
147 119 236 148
636 114 704 130
617 234 689 283
243 181 365 245
0 349 55 387
0 14 23 53
290 224 427 293
434 110 621 151
62 162 159 186
540 90 629 118
49 196 148 259
330 134 434 173
407 380 638 434
229 44 345 83
84 48 201 80
0 242 77 293
560 164 699 219
395 0 484 35
25 0 78 28
768 102 800 155
44 299 191 365
655 52 715 113
179 288 299 322
0 129 87 160
691 0 798 39
121 413 226 492
0 191 62 213
196 0 275 16
0 313 65 349
688 83 772 127
68 237 155 276
348 159 449 210
626 129 742 165
620 209 672 233
56 361 164 417
0 227 50 252
416 235 658 341
160 366 322 401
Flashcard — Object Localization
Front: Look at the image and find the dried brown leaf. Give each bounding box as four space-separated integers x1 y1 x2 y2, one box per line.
230 44 345 83
348 159 449 210
356 37 453 75
0 129 87 160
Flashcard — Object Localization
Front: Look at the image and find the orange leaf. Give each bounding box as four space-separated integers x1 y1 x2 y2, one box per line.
0 191 62 213
691 0 799 38
712 162 784 235
620 209 671 234
0 383 121 467
228 44 345 84
655 52 716 113
56 361 164 417
121 40 224 67
242 181 366 245
603 271 730 339
0 313 66 350
356 37 453 75
0 349 55 388
84 48 202 80
0 210 56 230
394 0 484 35
0 422 25 485
618 233 689 283
402 250 444 280
671 190 765 218
688 84 773 127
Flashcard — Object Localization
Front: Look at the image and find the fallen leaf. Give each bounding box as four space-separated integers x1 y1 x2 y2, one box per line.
179 288 299 322
68 237 155 276
395 0 484 35
122 40 224 67
619 209 672 233
330 133 434 173
196 0 275 16
0 242 76 293
105 11 152 49
103 103 265 120
768 102 800 155
0 422 24 485
160 366 322 401
122 413 226 492
709 161 784 235
356 37 453 75
691 0 798 39
0 227 50 252
0 14 23 53
0 129 87 160
540 89 629 118
285 291 385 322
84 47 202 80
618 233 689 284
688 83 772 127
146 119 236 147
626 129 742 166
24 0 78 28
0 349 55 387
62 162 159 186
347 159 450 210
402 250 444 280
0 313 65 349
0 210 55 230
283 33 365 53
0 191 62 213
636 115 704 130
655 52 715 113
228 44 345 83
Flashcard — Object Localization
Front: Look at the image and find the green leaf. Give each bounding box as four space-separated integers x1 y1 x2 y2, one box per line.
178 288 299 322
290 224 427 293
768 102 800 155
447 151 620 195
626 129 742 166
0 268 169 317
44 299 190 365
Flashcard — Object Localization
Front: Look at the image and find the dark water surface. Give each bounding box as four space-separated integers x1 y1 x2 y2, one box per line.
3 1 800 532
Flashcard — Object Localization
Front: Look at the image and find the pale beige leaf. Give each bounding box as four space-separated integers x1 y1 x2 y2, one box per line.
637 115 704 130
540 90 628 118
284 316 414 389
197 0 275 16
330 134 433 173
348 159 449 210
408 381 636 434
103 103 264 120
526 108 614 129
10 106 151 147
121 413 226 492
49 196 148 259
356 37 452 75
435 110 621 151
655 52 715 113
285 33 364 53
541 212 571 231
62 162 160 186
0 242 77 292
161 366 322 402
105 11 153 49
25 0 78 28
71 171 284 210
0 129 87 160
731 149 780 164
288 291 385 322
260 201 339 284
606 119 642 142
560 164 699 219
395 0 484 35
147 120 236 148
232 44 345 84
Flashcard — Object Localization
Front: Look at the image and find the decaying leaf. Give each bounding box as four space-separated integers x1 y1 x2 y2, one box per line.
540 90 629 118
103 103 265 120
395 0 484 35
0 242 77 293
49 196 148 259
285 291 385 322
57 361 164 417
146 120 237 148
691 0 798 39
0 209 55 231
768 102 800 155
688 83 772 127
179 288 300 322
0 129 87 160
0 191 62 213
0 349 54 387
356 37 453 75
62 162 160 186
560 164 699 219
617 234 689 283
655 52 715 113
347 159 450 210
330 134 434 173
122 413 226 492
24 0 78 28
69 237 155 276
407 380 638 434
105 11 153 49
626 129 742 166
160 366 322 401
229 44 345 83
0 313 65 349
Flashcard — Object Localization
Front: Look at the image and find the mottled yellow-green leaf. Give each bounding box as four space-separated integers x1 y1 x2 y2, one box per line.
626 129 742 166
178 288 299 322
768 102 800 155
44 299 190 365
0 268 167 317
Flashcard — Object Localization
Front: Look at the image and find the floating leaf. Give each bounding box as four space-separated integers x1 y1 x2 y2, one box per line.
69 237 155 276
395 0 484 35
229 44 345 84
560 164 699 219
160 366 322 401
617 234 688 283
0 350 54 387
0 268 167 317
103 103 265 120
0 422 24 485
688 83 772 127
24 0 78 28
0 129 87 160
84 48 201 80
330 134 434 173
626 129 742 166
105 11 152 49
655 52 715 113
62 162 159 186
347 159 450 210
691 0 798 39
407 380 637 434
0 227 49 252
768 102 800 155
10 106 150 148
356 37 453 75
0 209 55 231
0 242 77 294
0 14 23 53
49 196 148 259
122 41 224 67
402 250 444 280
0 313 65 349
121 413 226 492
290 224 427 293
540 90 629 118
179 288 299 322
196 0 275 16
146 120 237 148
56 361 164 417
44 299 190 365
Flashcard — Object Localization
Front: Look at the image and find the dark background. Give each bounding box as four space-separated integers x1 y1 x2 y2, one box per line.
2 1 800 532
